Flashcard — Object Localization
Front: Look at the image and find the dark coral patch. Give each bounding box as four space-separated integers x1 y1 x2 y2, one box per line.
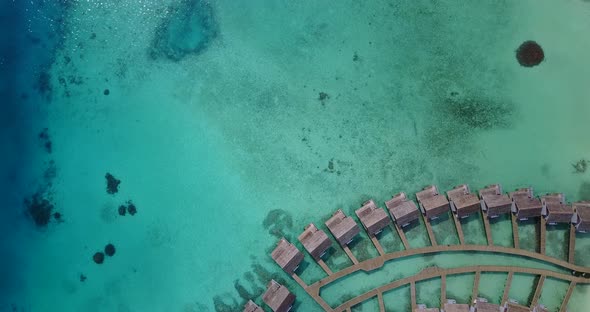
127 201 137 216
149 0 218 61
93 252 105 264
118 205 127 216
105 173 121 194
24 192 54 227
104 243 116 257
516 40 544 67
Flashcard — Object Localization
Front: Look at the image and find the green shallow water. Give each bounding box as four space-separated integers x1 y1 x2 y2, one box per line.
13 0 590 311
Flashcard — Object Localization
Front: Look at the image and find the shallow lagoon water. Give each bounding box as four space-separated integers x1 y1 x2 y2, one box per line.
1 0 590 311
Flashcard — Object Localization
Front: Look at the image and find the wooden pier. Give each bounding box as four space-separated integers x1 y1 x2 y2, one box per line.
502 271 513 305
410 281 417 311
569 224 576 264
511 214 520 249
560 281 577 312
343 245 359 265
392 223 410 250
530 274 546 307
471 270 481 303
318 259 333 276
452 213 466 245
481 210 494 246
370 235 386 256
422 213 438 246
377 291 385 312
440 274 447 307
539 217 546 255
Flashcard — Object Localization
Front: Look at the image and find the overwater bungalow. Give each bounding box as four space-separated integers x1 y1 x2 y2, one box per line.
479 184 513 218
574 201 590 232
355 199 391 236
243 300 264 312
542 193 574 225
443 302 470 312
385 192 420 227
298 223 332 261
416 185 450 220
447 184 481 218
509 187 543 220
325 209 361 246
271 238 304 275
262 279 296 312
504 301 531 312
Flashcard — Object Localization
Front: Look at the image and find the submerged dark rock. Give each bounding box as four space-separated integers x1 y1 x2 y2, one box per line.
149 0 218 61
105 173 121 194
104 243 116 256
93 252 105 264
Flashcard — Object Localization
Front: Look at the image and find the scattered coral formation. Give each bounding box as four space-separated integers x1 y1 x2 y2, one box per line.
24 191 54 227
127 201 137 216
516 40 544 67
105 173 121 194
149 0 218 61
38 128 52 153
572 159 588 174
262 209 293 239
118 205 127 216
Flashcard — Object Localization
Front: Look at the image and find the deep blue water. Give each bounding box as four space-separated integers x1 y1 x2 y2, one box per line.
0 1 66 307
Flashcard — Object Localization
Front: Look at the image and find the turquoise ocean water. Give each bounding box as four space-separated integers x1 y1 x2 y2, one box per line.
1 0 590 311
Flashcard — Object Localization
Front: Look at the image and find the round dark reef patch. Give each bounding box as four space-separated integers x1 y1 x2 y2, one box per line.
516 40 544 67
105 243 116 257
93 252 105 264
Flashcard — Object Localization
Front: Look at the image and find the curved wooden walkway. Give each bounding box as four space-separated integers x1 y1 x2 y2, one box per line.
287 243 590 312
294 265 589 312
306 244 588 290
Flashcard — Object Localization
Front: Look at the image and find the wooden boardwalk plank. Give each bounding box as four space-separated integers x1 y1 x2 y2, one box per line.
471 271 481 303
559 281 577 312
370 235 386 256
569 224 576 264
330 265 587 312
530 275 546 307
422 214 438 246
343 246 359 265
511 214 520 249
502 271 514 305
392 223 410 250
377 291 385 312
411 281 417 312
309 244 590 289
481 210 494 246
441 274 446 308
539 217 546 255
318 259 333 276
453 213 466 245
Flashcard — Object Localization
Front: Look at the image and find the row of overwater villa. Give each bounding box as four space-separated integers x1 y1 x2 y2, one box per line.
243 184 590 312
